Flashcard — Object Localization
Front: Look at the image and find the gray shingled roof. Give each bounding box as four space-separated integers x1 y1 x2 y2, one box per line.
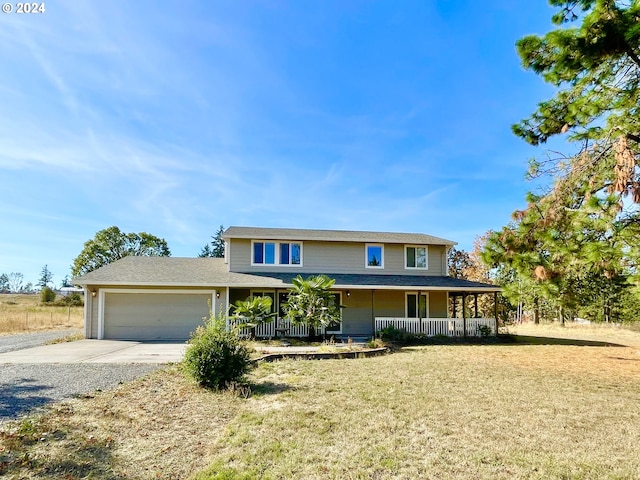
74 256 499 292
222 226 457 246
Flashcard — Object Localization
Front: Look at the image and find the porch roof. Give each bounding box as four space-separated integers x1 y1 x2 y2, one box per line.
74 257 499 293
247 272 500 292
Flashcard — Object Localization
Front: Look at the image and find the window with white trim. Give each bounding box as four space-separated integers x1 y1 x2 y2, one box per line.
365 244 384 268
406 292 428 318
405 245 428 269
252 241 302 266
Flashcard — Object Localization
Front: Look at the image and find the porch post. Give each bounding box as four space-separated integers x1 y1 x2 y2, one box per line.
462 292 467 337
418 290 423 334
494 292 499 336
474 294 478 318
225 287 231 332
371 289 375 337
452 294 457 318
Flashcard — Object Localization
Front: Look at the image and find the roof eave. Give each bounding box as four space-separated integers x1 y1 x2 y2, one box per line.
75 280 500 292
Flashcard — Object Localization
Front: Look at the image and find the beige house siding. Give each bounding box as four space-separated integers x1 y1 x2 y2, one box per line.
429 291 448 318
373 290 406 318
229 239 447 276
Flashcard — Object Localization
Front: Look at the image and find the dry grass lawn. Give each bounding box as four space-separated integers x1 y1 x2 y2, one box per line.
2 323 640 479
0 293 84 334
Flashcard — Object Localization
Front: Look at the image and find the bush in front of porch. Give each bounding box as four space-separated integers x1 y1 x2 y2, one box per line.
183 312 254 390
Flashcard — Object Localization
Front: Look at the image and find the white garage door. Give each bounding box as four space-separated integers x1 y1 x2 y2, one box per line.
103 291 213 340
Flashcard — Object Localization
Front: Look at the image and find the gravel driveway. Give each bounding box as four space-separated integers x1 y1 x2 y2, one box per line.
0 331 162 423
0 329 80 354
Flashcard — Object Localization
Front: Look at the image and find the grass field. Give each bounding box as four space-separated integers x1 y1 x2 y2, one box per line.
0 293 84 335
1 323 640 479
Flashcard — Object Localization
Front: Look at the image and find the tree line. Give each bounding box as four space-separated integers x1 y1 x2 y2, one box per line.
0 266 72 294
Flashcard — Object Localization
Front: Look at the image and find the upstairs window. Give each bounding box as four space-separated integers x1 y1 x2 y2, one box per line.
405 246 428 269
366 244 384 268
279 242 301 265
253 242 276 265
252 241 302 266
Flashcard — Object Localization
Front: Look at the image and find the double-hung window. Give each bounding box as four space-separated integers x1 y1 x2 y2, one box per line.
405 246 428 270
252 241 302 266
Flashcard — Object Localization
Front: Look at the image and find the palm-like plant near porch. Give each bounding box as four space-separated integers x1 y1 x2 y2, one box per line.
282 274 342 340
232 296 276 338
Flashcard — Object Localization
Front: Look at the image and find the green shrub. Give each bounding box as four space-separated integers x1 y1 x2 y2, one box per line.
183 313 254 390
40 287 56 304
378 325 411 344
65 292 84 306
477 324 493 338
52 293 85 307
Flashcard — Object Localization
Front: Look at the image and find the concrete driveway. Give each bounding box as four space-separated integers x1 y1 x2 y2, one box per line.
0 339 187 364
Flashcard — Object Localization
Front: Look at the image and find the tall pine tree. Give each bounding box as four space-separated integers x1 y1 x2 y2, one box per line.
483 0 640 323
199 225 225 258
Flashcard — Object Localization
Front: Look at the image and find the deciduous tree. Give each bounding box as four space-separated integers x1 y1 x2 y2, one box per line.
72 226 171 277
7 272 24 293
447 248 472 279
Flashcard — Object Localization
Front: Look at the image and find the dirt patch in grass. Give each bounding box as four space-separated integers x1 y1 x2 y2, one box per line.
2 324 640 479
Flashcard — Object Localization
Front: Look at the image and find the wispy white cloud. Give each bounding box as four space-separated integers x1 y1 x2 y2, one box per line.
0 1 554 283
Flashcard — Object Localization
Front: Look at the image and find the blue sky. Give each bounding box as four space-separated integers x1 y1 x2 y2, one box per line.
1 1 563 286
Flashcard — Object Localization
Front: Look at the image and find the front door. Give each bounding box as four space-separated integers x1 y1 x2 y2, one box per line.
325 292 342 334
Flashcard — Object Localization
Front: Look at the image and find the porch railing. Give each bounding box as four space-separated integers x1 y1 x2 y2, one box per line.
227 317 326 338
375 317 496 337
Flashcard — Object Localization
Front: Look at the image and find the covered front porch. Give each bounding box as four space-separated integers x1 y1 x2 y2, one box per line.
225 281 500 339
375 290 500 337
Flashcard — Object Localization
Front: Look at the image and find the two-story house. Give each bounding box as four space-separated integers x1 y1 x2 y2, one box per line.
75 226 500 340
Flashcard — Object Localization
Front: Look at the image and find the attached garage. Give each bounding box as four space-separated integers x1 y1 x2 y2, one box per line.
99 289 215 340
